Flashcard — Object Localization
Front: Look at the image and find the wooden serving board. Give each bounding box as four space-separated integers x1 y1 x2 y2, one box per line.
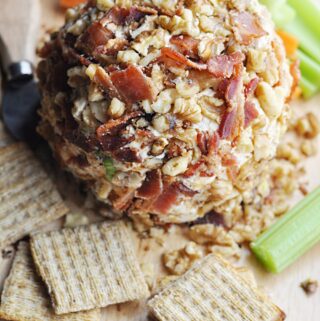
1 1 320 320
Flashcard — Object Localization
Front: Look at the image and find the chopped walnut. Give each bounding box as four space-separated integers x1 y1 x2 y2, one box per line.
295 112 320 139
300 279 318 296
300 140 318 157
163 242 204 275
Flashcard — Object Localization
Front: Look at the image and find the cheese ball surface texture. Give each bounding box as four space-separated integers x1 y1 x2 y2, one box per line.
37 0 293 225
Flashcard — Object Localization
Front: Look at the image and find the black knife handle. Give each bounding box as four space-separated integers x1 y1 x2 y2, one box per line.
0 35 34 85
7 60 34 84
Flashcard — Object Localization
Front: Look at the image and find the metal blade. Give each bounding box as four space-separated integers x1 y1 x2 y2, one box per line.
2 79 40 141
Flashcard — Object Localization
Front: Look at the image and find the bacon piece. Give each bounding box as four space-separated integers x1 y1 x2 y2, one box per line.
93 67 120 99
113 147 142 163
190 210 225 227
197 132 208 155
288 59 301 101
170 35 200 59
136 169 163 199
151 183 180 215
183 160 205 178
112 190 135 211
245 77 259 97
96 112 142 137
221 153 238 167
176 182 197 197
159 48 207 71
225 77 243 108
207 132 220 156
218 105 243 141
77 22 113 54
96 112 142 154
103 7 130 25
244 100 259 128
188 70 219 89
101 6 156 25
207 52 244 78
196 131 220 157
94 38 129 56
110 65 155 104
232 12 267 45
98 135 135 151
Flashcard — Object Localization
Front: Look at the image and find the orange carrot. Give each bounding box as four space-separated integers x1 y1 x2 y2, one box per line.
60 0 86 9
277 30 299 58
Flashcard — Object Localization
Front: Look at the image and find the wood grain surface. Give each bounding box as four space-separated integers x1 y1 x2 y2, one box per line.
0 1 319 320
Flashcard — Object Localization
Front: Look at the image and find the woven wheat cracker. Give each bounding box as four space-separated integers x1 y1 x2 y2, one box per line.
0 242 100 321
0 143 68 250
148 254 285 321
31 221 150 314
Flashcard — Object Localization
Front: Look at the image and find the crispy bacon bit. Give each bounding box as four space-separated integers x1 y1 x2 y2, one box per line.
93 67 120 99
245 77 259 97
188 70 219 89
225 77 243 108
200 169 215 177
112 190 135 211
176 182 197 197
244 100 259 128
207 132 220 156
65 130 99 153
218 105 243 141
104 7 130 25
110 65 155 104
170 35 200 59
102 6 156 25
113 147 142 163
77 22 113 54
221 153 238 167
151 183 180 214
183 160 204 178
95 38 129 56
197 132 208 155
288 59 301 101
232 12 267 45
196 131 220 157
136 169 163 199
98 135 135 151
97 111 142 136
190 210 225 226
207 52 244 78
159 48 207 71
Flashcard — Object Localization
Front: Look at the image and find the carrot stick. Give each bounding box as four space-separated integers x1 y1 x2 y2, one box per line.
60 0 86 9
277 30 299 58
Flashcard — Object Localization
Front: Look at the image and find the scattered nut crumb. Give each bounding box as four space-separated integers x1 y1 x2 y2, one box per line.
300 279 318 296
163 242 203 275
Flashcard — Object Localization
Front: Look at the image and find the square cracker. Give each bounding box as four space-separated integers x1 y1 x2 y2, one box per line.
0 143 69 250
0 242 100 321
30 221 150 314
148 254 285 321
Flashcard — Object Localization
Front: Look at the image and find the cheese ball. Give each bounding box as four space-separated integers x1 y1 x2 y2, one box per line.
37 0 293 225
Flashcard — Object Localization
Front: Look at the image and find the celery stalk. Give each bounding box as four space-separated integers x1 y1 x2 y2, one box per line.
298 50 320 89
285 18 320 65
287 0 320 37
251 187 320 273
271 4 296 27
300 76 319 98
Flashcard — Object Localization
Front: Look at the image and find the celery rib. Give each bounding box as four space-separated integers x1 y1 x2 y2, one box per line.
287 0 320 38
298 50 320 89
284 16 320 65
300 76 318 98
251 187 320 273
